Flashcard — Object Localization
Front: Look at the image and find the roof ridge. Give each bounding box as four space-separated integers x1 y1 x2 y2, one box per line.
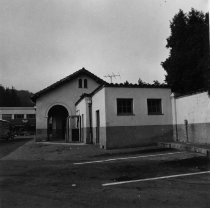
31 68 107 101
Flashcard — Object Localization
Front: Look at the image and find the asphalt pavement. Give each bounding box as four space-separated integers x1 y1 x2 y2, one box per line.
0 137 32 159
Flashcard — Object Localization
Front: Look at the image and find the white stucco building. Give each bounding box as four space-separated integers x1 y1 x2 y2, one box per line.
32 68 210 149
32 68 174 149
0 107 35 120
0 107 36 134
32 68 106 142
76 84 173 149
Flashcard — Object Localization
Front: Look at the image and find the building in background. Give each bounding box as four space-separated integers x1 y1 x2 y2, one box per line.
0 107 36 135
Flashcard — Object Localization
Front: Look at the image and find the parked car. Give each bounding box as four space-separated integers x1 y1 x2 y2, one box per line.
0 119 15 141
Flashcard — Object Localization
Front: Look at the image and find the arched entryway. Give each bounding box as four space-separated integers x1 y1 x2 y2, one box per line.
47 105 69 141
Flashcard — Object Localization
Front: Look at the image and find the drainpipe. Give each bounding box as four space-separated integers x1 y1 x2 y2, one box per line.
87 99 93 143
184 119 189 143
171 93 178 141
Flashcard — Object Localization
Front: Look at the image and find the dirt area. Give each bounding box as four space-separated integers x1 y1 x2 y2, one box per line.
0 140 210 208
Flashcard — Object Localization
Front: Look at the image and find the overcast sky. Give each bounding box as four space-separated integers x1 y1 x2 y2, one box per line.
0 0 208 93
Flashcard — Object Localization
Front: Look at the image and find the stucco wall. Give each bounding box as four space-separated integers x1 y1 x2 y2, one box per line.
172 92 210 144
105 87 173 126
104 87 173 149
76 97 90 143
35 75 99 140
91 88 107 148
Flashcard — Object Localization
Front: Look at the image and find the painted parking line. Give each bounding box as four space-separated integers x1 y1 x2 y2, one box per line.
74 151 184 165
102 170 210 187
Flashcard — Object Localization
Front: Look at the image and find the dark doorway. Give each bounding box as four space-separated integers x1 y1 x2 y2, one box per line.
96 110 100 144
70 116 80 142
47 105 69 141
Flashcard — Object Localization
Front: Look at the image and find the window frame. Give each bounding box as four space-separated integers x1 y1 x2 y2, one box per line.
147 98 162 115
26 114 35 119
2 114 12 120
14 114 24 119
117 98 134 116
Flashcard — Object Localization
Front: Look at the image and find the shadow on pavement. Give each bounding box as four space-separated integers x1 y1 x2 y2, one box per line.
0 137 32 159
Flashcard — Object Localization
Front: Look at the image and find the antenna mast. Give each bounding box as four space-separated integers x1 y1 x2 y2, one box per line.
104 73 121 83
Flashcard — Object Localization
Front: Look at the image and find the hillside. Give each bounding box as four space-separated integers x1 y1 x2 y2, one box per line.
0 85 34 107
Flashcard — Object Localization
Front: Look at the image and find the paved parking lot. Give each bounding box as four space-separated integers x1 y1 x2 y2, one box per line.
0 141 210 208
0 137 33 159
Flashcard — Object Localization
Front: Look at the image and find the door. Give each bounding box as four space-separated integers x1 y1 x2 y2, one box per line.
96 110 100 144
69 116 81 142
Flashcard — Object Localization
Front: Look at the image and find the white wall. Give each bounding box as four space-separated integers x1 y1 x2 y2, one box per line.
76 97 89 127
92 88 106 128
105 87 172 127
36 75 100 130
171 91 210 144
172 92 210 124
0 107 35 119
91 88 106 148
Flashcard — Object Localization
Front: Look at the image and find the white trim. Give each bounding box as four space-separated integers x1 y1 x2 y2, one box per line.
102 171 210 186
74 152 183 165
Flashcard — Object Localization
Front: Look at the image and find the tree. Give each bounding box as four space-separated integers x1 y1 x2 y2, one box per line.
153 80 161 86
124 80 130 86
0 85 34 107
161 8 209 94
138 78 146 86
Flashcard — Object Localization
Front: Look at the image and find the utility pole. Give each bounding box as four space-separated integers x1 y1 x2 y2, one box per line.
104 73 121 83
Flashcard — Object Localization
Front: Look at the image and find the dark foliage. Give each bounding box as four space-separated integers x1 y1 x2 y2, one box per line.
161 8 209 94
0 85 34 107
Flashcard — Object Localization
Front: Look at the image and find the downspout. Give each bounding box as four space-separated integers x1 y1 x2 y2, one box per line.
174 97 178 141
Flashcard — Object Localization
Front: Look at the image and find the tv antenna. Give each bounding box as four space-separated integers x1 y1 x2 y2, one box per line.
104 73 121 83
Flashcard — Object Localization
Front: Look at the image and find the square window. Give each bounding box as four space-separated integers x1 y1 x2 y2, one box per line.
117 99 133 115
14 114 24 119
147 99 162 115
2 114 12 121
26 114 35 119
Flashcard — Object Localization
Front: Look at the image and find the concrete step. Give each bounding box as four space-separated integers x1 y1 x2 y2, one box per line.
158 142 210 158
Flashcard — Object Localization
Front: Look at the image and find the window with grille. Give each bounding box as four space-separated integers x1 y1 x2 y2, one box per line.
117 98 133 115
14 114 24 119
26 114 35 119
2 114 12 121
147 99 162 115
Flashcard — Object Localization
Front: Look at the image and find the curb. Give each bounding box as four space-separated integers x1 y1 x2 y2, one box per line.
159 142 210 158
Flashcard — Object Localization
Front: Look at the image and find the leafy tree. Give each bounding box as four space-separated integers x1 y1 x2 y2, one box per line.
153 80 161 86
161 8 209 94
0 85 34 107
124 80 130 86
138 78 146 86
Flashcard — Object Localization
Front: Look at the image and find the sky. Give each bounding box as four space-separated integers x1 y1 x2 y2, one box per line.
0 0 208 93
